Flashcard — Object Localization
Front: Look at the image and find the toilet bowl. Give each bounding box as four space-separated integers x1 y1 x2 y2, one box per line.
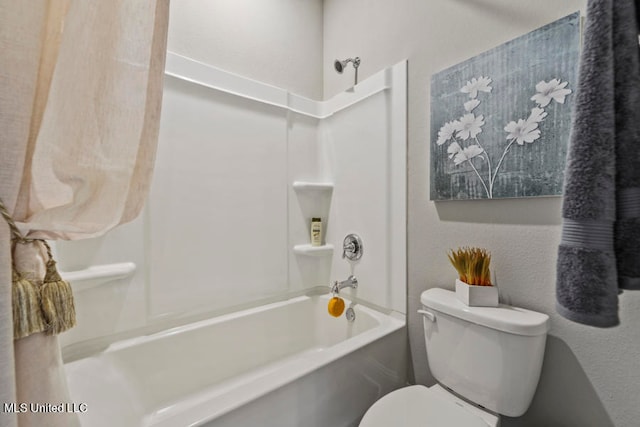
359 288 549 427
359 384 498 427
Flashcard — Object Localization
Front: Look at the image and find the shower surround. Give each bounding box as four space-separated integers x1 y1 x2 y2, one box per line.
61 54 407 426
148 52 407 318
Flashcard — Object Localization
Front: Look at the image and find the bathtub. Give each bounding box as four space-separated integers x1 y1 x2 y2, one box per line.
65 293 407 427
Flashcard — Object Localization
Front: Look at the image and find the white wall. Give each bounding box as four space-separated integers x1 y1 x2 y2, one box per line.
324 1 640 426
322 83 406 314
148 75 290 317
324 94 391 308
60 1 407 353
56 218 147 348
167 0 323 100
60 0 325 352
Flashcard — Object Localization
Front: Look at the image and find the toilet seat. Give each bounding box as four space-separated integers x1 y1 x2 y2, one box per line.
359 385 492 427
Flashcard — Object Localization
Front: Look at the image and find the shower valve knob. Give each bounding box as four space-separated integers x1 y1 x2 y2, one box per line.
342 234 363 261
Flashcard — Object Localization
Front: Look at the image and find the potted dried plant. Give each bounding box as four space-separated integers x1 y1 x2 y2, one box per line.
447 247 498 306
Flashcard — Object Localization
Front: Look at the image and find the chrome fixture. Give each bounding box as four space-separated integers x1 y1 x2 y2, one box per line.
331 275 358 294
342 233 363 261
345 305 356 322
334 57 361 85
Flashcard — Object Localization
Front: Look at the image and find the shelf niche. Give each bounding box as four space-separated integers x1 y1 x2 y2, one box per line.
292 181 334 248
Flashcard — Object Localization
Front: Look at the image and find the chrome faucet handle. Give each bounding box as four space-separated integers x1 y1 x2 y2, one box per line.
342 234 363 261
342 242 355 259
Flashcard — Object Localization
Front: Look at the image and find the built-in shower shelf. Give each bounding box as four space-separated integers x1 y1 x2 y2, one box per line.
292 181 334 262
292 181 334 192
61 262 136 292
293 244 334 257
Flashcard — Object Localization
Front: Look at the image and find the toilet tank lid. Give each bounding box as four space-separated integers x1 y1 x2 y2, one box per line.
421 288 549 336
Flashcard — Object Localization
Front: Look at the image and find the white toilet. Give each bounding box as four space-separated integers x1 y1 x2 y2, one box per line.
359 288 549 427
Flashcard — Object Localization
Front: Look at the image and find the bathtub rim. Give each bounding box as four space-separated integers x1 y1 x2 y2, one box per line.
148 296 404 426
62 286 402 363
107 292 401 352
64 288 405 426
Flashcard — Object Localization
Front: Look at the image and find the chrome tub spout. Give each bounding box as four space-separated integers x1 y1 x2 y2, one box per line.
331 275 358 294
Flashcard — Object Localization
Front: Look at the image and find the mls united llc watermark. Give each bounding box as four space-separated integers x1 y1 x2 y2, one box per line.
3 402 87 413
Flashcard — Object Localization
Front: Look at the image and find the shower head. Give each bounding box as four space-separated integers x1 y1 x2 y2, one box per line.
334 57 360 74
333 57 361 85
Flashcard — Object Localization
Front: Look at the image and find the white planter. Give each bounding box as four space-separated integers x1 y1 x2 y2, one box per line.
455 279 499 307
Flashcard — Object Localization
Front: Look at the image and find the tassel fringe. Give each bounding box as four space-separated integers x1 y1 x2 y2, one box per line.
9 240 77 339
40 259 76 335
0 199 76 339
12 270 46 339
1 195 76 339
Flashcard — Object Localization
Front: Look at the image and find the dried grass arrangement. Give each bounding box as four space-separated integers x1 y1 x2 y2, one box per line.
447 247 492 286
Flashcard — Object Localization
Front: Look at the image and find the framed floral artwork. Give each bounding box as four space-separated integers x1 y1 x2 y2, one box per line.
430 12 580 200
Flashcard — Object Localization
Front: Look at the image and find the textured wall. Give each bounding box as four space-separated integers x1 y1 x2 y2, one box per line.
167 0 323 100
324 1 640 426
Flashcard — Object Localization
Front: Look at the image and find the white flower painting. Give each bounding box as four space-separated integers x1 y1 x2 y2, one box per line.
504 107 547 145
434 76 571 199
430 12 580 200
531 79 572 107
460 76 493 98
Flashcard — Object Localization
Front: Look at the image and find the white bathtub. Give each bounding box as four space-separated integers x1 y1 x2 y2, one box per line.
65 294 406 427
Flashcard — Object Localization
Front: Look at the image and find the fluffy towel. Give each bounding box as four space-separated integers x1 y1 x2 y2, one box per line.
557 0 640 327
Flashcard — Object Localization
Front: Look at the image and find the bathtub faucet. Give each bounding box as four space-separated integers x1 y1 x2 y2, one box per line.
331 275 358 294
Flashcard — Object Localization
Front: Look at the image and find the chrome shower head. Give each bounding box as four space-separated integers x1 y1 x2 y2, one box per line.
334 57 360 73
333 57 361 84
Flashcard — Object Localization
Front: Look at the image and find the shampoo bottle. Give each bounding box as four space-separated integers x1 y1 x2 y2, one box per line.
311 218 322 246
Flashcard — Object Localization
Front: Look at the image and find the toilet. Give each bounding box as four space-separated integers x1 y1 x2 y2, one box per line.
359 288 549 427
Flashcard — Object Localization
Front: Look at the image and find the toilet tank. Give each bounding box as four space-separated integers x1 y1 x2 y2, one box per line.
420 288 549 417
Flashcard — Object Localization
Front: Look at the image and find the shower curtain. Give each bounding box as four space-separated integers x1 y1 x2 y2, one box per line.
0 1 169 426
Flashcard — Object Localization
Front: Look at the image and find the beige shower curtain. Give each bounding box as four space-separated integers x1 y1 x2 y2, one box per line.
0 1 169 426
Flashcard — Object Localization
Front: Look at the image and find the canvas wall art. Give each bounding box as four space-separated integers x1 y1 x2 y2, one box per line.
430 12 580 200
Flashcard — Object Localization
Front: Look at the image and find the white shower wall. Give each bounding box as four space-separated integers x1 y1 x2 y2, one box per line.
148 76 290 317
322 89 406 313
59 56 406 351
149 55 407 318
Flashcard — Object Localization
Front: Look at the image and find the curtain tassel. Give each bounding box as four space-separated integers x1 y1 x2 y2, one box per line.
40 257 76 335
12 269 46 339
2 195 77 338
